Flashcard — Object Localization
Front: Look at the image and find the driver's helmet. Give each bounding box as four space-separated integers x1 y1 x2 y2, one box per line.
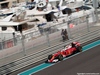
65 45 72 49
72 42 80 47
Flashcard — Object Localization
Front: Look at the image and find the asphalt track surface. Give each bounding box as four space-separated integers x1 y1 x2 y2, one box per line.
18 40 100 75
32 45 100 75
10 38 100 75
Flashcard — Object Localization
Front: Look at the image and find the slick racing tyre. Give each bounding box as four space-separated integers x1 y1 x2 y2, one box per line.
77 46 82 52
58 54 63 61
48 54 53 60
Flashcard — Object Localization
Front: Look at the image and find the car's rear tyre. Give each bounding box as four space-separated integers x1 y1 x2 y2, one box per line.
48 54 53 60
77 46 82 52
73 50 77 54
58 55 63 61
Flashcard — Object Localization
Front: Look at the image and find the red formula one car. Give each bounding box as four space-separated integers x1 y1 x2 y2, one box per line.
46 42 82 63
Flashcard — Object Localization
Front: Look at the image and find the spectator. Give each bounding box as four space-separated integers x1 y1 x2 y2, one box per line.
64 29 68 40
61 29 66 42
13 32 17 45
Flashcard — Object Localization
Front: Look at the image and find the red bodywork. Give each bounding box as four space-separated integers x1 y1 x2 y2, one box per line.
48 42 81 62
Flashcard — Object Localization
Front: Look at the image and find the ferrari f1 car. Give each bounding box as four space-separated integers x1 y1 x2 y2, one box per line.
46 42 82 63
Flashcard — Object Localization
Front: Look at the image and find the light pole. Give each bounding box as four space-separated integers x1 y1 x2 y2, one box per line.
92 0 99 22
42 26 50 47
21 33 26 56
12 32 16 45
45 31 50 47
67 21 71 40
66 9 72 40
86 15 90 32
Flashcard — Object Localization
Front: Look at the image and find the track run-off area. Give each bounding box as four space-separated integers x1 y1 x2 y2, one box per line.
18 40 100 75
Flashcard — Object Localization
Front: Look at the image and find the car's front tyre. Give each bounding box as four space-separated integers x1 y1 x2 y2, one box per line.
77 46 82 52
48 54 53 60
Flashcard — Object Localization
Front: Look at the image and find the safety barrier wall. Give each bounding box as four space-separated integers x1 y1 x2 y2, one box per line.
0 26 99 75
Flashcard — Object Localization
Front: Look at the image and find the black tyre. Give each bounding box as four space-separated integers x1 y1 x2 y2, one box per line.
77 46 82 52
48 54 53 60
45 60 48 63
73 50 77 54
58 54 63 61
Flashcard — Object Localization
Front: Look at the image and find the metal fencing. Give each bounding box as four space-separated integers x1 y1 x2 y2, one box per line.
0 24 100 75
0 13 100 59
